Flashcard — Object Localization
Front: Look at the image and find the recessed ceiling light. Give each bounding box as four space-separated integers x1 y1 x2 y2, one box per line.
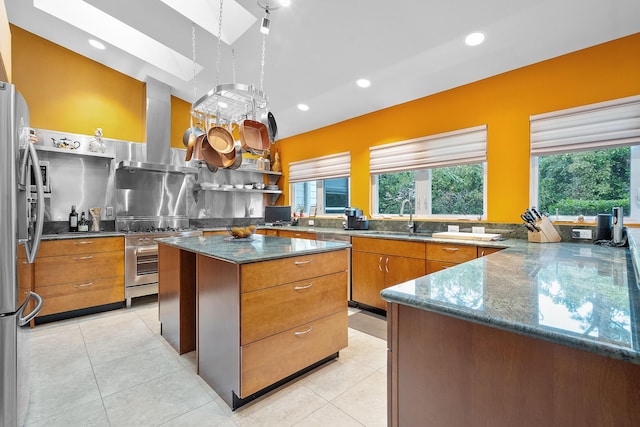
465 32 485 46
280 0 291 6
297 104 309 111
88 39 105 50
356 79 371 88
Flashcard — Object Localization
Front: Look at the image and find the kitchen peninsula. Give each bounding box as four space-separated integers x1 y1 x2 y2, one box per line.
156 234 350 410
382 239 640 427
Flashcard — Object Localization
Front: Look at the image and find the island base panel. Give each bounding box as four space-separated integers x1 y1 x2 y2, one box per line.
158 244 196 354
388 303 640 427
197 255 241 409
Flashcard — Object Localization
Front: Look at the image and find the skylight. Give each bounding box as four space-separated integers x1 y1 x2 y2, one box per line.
34 0 204 81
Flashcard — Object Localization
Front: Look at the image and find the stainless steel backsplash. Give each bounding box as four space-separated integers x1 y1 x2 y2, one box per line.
36 129 267 225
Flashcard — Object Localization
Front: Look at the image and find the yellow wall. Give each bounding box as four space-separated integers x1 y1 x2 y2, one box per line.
11 25 147 142
276 33 640 223
171 95 192 148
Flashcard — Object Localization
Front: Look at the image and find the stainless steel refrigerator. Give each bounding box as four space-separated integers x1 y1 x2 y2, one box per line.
0 81 45 427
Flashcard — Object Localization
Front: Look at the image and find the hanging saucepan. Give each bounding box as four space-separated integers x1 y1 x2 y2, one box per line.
192 133 207 162
207 118 235 154
240 119 270 151
183 126 204 147
267 111 278 143
202 138 237 169
228 142 243 170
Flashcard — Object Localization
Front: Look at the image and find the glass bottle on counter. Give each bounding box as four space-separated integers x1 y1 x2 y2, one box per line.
69 205 78 232
78 211 89 232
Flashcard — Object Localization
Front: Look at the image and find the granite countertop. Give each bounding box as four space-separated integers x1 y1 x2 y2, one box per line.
42 231 124 240
156 234 351 264
382 237 640 365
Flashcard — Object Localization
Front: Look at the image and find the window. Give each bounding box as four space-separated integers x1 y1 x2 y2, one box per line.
289 152 350 215
370 125 487 218
530 95 640 220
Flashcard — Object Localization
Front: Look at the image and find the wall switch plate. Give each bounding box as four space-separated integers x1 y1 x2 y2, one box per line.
472 226 485 234
572 229 592 239
308 220 315 226
448 225 460 232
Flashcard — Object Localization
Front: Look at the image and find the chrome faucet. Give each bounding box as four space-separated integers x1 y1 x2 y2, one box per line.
400 199 416 233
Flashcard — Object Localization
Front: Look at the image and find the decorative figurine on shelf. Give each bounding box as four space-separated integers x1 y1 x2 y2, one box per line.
89 128 106 153
272 149 282 173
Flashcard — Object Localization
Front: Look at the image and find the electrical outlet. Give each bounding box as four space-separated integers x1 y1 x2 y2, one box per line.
448 225 460 232
308 220 315 226
106 206 113 216
472 226 485 234
572 229 592 239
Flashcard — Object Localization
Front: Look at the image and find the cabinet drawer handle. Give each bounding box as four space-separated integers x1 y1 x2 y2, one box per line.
74 282 93 288
294 259 312 265
385 257 389 273
294 327 313 336
73 255 94 260
480 250 485 257
74 241 93 245
442 247 459 253
294 283 313 290
378 256 383 272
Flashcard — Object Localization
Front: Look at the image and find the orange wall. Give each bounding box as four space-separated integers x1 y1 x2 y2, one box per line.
276 33 640 223
171 95 191 148
10 25 152 143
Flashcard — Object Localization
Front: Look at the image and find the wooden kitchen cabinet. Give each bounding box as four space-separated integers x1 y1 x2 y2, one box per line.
426 242 477 274
34 237 124 318
256 229 278 236
351 237 426 310
477 246 503 257
276 229 316 239
196 247 349 407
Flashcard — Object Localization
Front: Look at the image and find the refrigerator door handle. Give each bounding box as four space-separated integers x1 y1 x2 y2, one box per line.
23 142 44 264
18 292 43 327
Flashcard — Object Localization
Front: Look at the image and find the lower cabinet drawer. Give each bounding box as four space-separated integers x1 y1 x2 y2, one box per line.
240 311 348 397
426 260 457 274
35 251 124 287
241 249 348 292
241 271 347 344
35 276 124 316
427 242 477 264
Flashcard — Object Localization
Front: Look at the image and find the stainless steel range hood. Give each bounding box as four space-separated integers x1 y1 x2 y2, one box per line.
116 77 197 174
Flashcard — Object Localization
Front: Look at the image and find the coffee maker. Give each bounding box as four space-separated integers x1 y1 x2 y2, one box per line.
344 207 369 230
612 206 624 244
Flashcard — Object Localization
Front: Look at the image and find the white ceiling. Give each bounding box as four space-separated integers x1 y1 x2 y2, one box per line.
5 0 640 139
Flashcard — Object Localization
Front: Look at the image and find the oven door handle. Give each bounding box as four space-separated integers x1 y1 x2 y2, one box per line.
135 245 158 256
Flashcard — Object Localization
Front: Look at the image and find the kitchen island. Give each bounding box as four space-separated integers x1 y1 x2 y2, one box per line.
381 240 640 426
156 234 350 409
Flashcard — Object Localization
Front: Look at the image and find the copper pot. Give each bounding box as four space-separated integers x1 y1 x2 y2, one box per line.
240 120 270 151
202 139 242 169
207 123 235 154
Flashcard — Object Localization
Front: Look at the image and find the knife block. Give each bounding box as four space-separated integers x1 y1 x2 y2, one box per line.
528 216 561 243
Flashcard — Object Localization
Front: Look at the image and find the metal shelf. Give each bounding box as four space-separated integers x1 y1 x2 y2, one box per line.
192 83 268 124
35 145 115 159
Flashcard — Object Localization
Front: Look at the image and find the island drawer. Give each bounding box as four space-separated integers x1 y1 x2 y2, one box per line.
241 271 347 344
240 249 348 292
351 237 426 259
240 311 348 397
35 251 124 287
37 237 124 257
35 276 124 316
426 242 477 264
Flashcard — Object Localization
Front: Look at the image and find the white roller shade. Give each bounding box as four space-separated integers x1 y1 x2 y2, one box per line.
530 95 640 156
369 125 487 175
289 152 351 183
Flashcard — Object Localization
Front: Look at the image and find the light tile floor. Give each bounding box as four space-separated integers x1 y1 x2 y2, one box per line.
24 300 387 426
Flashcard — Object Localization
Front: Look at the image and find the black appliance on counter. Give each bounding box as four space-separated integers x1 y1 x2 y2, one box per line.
344 207 369 230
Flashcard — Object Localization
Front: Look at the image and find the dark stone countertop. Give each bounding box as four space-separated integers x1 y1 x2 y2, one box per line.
382 237 640 365
155 234 351 264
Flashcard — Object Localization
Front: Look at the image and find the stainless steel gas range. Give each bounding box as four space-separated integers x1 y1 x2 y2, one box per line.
120 216 202 307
